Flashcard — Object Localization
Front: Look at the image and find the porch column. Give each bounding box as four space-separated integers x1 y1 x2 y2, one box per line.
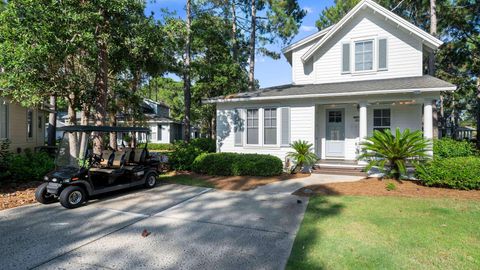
423 99 433 139
358 101 368 165
423 98 434 156
359 101 368 139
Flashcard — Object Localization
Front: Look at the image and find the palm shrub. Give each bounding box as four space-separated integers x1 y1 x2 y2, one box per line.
286 140 319 173
359 128 430 179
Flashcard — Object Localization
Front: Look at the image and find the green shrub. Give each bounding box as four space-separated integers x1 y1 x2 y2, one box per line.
189 138 216 153
385 182 396 191
433 138 476 158
168 138 216 171
138 143 174 151
416 157 480 190
0 150 55 182
192 152 283 176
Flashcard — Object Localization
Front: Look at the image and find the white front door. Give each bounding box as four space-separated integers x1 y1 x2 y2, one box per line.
325 109 345 158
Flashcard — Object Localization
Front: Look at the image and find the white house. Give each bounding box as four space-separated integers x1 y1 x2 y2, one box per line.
205 0 456 164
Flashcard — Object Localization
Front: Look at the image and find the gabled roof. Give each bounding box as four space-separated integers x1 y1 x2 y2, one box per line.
204 75 456 103
301 0 443 63
282 25 334 54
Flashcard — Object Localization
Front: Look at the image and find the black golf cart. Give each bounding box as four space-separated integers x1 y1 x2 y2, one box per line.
35 126 160 209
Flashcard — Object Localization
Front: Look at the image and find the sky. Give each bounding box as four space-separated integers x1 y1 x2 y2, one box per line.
145 0 334 88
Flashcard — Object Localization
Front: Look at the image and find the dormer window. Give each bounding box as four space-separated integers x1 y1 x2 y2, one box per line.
354 40 373 72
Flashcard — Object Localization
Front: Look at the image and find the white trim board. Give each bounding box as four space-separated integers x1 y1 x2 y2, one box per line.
204 86 456 104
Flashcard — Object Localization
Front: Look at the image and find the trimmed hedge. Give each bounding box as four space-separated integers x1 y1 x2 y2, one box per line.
169 138 216 171
416 157 480 190
192 152 283 176
138 143 174 151
433 138 476 158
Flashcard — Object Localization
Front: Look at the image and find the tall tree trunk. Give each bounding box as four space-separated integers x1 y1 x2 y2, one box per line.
476 78 480 148
94 25 108 127
231 0 238 60
47 95 57 146
248 0 256 91
67 95 78 159
79 104 90 158
429 0 439 138
183 0 192 142
93 11 109 153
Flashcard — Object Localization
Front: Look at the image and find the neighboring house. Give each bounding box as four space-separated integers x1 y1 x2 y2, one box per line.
121 99 199 144
141 99 184 144
0 96 48 152
205 0 456 164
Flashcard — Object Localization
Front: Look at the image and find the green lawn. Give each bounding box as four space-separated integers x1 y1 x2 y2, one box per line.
287 196 480 270
158 174 215 188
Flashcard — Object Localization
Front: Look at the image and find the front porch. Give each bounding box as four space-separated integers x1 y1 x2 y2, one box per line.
314 97 435 161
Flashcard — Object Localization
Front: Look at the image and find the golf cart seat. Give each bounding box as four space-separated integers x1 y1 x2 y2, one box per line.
100 150 115 167
123 148 147 171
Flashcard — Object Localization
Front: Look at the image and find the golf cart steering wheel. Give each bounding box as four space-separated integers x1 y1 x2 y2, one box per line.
91 154 103 166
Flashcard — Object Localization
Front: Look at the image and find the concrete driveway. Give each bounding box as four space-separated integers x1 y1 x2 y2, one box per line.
0 184 307 270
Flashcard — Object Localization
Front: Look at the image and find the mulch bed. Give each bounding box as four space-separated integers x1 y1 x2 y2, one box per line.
169 171 310 191
0 181 42 210
293 178 480 200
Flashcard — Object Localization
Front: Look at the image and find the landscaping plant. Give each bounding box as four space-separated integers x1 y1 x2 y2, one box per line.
286 140 319 173
359 128 430 180
433 138 476 158
192 152 283 176
169 138 216 171
416 156 480 190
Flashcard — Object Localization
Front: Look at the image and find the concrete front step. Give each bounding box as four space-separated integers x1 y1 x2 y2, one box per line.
313 162 367 177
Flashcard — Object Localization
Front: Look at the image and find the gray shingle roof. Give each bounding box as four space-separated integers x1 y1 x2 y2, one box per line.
206 75 455 102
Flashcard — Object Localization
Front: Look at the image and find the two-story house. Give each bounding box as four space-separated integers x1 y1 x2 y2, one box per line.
205 0 456 165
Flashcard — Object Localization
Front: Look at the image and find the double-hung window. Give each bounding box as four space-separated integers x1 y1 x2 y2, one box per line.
264 108 277 145
246 109 259 144
355 40 373 72
373 109 390 131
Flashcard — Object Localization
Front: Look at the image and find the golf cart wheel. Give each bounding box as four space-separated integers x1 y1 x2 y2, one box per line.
144 173 157 188
35 183 56 204
59 186 86 209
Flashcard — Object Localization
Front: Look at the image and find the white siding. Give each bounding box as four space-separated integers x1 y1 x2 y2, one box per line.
367 103 422 136
290 8 423 85
216 102 315 161
149 123 171 144
291 40 316 85
315 102 423 161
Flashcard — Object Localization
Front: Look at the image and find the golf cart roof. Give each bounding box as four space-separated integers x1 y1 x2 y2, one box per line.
58 125 150 133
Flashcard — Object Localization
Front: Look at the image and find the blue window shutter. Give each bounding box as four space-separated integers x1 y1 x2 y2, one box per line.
342 43 350 73
281 107 290 145
378 39 387 70
234 109 244 146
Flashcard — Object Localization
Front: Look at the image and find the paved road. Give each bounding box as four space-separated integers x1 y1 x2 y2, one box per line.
0 184 308 270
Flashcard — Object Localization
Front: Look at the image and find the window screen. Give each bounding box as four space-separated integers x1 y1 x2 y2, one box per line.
373 109 391 131
264 108 277 145
355 40 373 71
246 109 259 144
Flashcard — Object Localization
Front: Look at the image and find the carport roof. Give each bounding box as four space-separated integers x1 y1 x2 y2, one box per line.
203 75 456 103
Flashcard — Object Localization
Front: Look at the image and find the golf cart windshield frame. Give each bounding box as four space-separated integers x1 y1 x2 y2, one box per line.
55 126 151 170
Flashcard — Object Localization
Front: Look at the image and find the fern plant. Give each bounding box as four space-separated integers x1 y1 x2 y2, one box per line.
287 140 319 173
359 128 430 179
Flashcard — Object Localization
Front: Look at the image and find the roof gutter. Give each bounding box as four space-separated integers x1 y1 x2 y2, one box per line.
203 86 456 104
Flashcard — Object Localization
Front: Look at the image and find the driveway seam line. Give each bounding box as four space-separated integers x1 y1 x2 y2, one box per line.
29 187 213 270
154 215 291 235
